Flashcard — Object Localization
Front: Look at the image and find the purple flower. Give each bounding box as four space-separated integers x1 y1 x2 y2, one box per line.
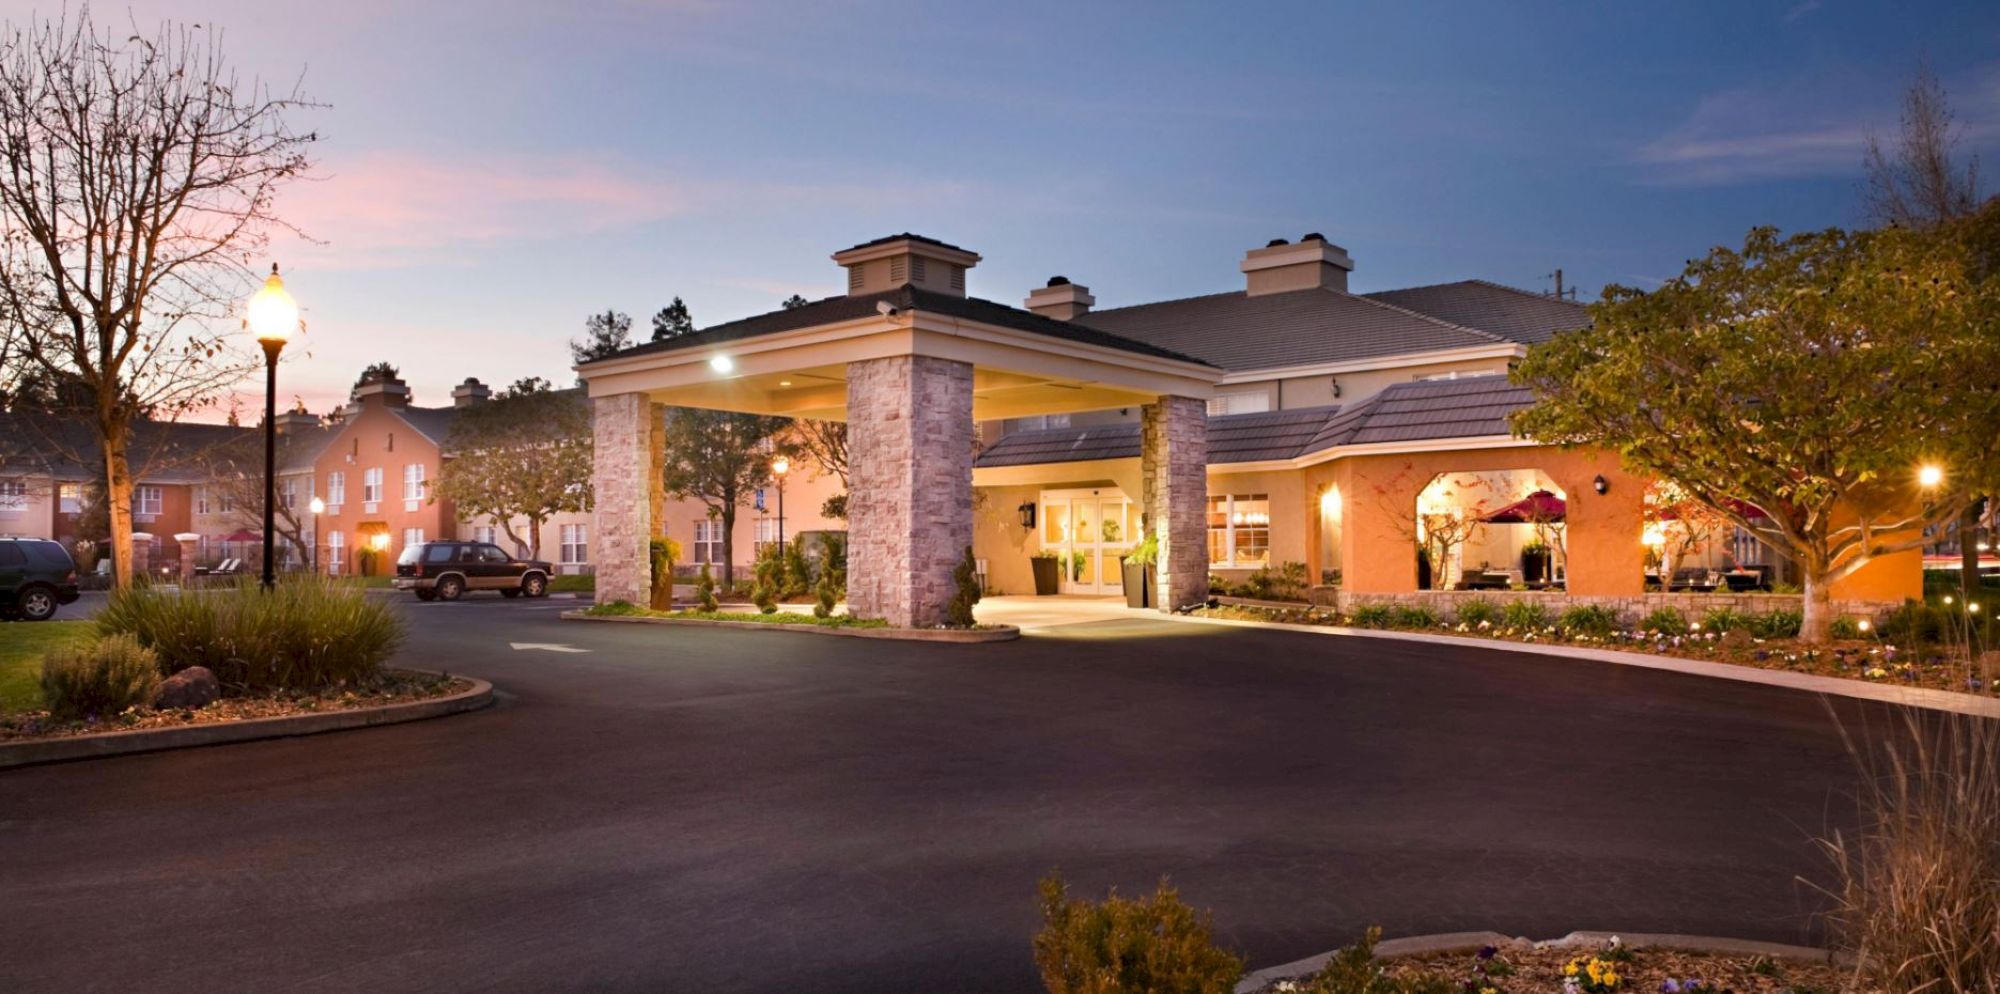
1662 981 1682 994
1477 946 1498 961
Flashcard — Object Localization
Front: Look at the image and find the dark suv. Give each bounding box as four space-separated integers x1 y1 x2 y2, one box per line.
394 541 553 601
0 537 83 621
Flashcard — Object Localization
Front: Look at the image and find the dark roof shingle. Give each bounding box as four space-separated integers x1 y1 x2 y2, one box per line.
974 406 1344 469
1363 280 1587 345
1073 288 1508 372
1305 375 1533 450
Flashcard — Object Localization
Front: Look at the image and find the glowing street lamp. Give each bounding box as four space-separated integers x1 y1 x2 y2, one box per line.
308 495 326 574
1918 464 1944 489
771 454 790 549
245 264 302 590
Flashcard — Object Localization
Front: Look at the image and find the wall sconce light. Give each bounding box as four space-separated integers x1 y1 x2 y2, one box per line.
1018 502 1037 530
1592 474 1609 496
1329 376 1342 399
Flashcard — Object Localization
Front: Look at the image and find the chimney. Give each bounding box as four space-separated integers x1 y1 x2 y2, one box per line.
1240 232 1354 296
832 233 982 298
349 368 411 411
1024 276 1094 321
271 406 321 434
452 377 492 408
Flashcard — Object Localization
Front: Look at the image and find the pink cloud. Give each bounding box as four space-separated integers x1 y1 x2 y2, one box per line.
278 151 693 269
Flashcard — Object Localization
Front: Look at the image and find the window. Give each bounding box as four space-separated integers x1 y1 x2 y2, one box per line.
560 523 588 565
403 463 425 508
472 525 497 545
754 517 779 555
1208 391 1270 416
478 545 510 564
403 528 424 550
0 479 26 506
692 520 723 564
1207 493 1271 568
195 488 210 515
58 483 80 513
134 485 163 516
280 478 297 510
1013 413 1072 431
362 467 383 506
327 531 345 571
425 544 455 564
327 472 346 510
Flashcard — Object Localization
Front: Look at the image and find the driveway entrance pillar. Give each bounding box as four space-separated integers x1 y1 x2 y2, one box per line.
1142 396 1208 611
591 392 662 606
846 355 973 628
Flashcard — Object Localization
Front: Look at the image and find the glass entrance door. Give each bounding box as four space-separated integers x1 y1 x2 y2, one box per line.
1041 492 1134 595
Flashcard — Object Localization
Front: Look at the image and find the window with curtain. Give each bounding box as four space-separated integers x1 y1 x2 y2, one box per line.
1206 493 1271 568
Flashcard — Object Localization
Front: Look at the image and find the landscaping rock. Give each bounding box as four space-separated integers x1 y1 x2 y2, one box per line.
153 666 219 710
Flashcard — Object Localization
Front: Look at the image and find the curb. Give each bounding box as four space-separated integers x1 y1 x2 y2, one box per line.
1236 930 1835 993
560 610 1021 643
0 673 494 771
1158 612 2000 718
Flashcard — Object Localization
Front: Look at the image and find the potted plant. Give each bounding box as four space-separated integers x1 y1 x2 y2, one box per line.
1416 545 1433 591
1121 534 1159 608
1521 540 1551 585
1030 549 1061 596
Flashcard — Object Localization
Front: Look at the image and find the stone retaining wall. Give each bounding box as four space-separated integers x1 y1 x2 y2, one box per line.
1312 586 1895 621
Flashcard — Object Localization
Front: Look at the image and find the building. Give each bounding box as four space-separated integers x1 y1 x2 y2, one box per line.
576 232 1919 626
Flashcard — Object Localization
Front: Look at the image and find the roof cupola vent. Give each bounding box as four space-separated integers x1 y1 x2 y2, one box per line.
832 234 981 298
1241 232 1355 296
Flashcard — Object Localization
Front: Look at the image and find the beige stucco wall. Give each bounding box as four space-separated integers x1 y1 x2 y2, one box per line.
0 475 57 539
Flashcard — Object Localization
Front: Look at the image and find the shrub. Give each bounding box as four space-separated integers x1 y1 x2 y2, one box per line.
97 577 401 690
1557 604 1621 638
1454 597 1501 628
1348 603 1396 629
782 536 812 600
947 546 981 628
39 634 161 720
1699 607 1749 633
1639 606 1687 635
1818 711 2000 994
1501 600 1549 630
1289 927 1453 994
1393 604 1439 629
696 563 719 612
1751 608 1803 639
587 600 646 616
1032 873 1242 994
1829 616 1865 640
812 532 846 620
750 544 782 613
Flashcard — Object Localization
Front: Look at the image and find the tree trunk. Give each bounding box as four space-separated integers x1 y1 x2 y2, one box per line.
720 506 737 593
1962 499 1986 605
527 517 543 561
1801 571 1835 644
102 423 135 588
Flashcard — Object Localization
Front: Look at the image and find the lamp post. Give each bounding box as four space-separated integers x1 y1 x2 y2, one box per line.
771 454 790 549
308 496 325 575
245 264 300 590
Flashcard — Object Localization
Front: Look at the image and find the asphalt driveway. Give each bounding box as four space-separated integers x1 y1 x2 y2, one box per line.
0 597 1882 993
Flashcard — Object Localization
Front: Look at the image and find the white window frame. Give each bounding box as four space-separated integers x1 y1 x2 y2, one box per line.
403 527 424 550
1208 391 1271 416
327 471 346 512
280 477 297 510
327 530 345 571
58 482 81 514
754 517 779 555
1207 493 1271 569
403 463 425 510
472 525 497 546
560 523 588 566
135 485 164 516
195 487 211 515
692 520 723 565
362 467 383 509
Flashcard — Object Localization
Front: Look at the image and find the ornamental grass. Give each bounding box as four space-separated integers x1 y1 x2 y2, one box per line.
96 577 403 690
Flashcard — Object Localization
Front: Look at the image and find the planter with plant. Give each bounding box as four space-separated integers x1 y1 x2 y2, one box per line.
1030 549 1061 596
1522 540 1552 585
1121 534 1159 609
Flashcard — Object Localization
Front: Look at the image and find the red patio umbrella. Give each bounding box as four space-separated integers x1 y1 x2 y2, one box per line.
220 529 261 542
1482 490 1566 524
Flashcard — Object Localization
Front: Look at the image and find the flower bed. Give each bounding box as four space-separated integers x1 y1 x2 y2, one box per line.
583 602 890 628
1194 601 1998 697
1257 936 1858 994
0 669 471 743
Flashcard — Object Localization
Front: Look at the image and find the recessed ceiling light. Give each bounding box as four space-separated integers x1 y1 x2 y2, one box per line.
708 355 734 374
778 380 792 387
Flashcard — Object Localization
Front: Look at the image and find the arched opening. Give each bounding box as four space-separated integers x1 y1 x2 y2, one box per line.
1413 470 1568 590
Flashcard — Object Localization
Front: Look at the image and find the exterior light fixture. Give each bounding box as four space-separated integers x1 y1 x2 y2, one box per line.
1592 474 1609 496
372 532 390 551
1329 377 1341 399
709 354 735 374
1944 595 1955 605
770 454 789 547
1857 619 1871 633
308 496 326 573
1972 603 1983 614
1018 502 1037 530
244 264 303 591
1918 464 1944 489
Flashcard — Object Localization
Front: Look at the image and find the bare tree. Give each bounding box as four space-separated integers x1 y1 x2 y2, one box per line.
1864 64 1990 603
0 10 317 585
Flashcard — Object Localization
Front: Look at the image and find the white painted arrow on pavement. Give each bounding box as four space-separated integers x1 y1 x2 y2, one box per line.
509 642 590 653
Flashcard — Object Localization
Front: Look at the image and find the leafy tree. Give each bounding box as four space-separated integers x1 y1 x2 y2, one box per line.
658 408 790 590
569 310 632 366
432 377 592 559
0 11 318 586
780 294 810 310
1864 65 1991 604
649 297 695 342
1513 222 2000 641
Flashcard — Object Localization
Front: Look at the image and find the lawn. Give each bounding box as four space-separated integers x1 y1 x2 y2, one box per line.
0 621 98 712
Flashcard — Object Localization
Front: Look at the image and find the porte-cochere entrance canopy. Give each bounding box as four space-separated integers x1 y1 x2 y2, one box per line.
576 234 1224 626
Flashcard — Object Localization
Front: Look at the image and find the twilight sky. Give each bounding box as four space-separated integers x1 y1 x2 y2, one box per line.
25 0 2000 419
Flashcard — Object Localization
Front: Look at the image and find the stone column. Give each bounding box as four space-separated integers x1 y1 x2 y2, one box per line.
846 355 973 628
173 533 199 586
1141 396 1208 611
591 393 657 606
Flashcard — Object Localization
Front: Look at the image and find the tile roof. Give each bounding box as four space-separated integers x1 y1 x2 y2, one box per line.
0 413 254 484
1072 287 1510 372
1304 375 1534 450
836 232 977 256
1362 280 1588 345
974 405 1345 469
578 286 1213 368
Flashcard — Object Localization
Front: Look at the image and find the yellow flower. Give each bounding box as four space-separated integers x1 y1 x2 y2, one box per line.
1565 962 1580 977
